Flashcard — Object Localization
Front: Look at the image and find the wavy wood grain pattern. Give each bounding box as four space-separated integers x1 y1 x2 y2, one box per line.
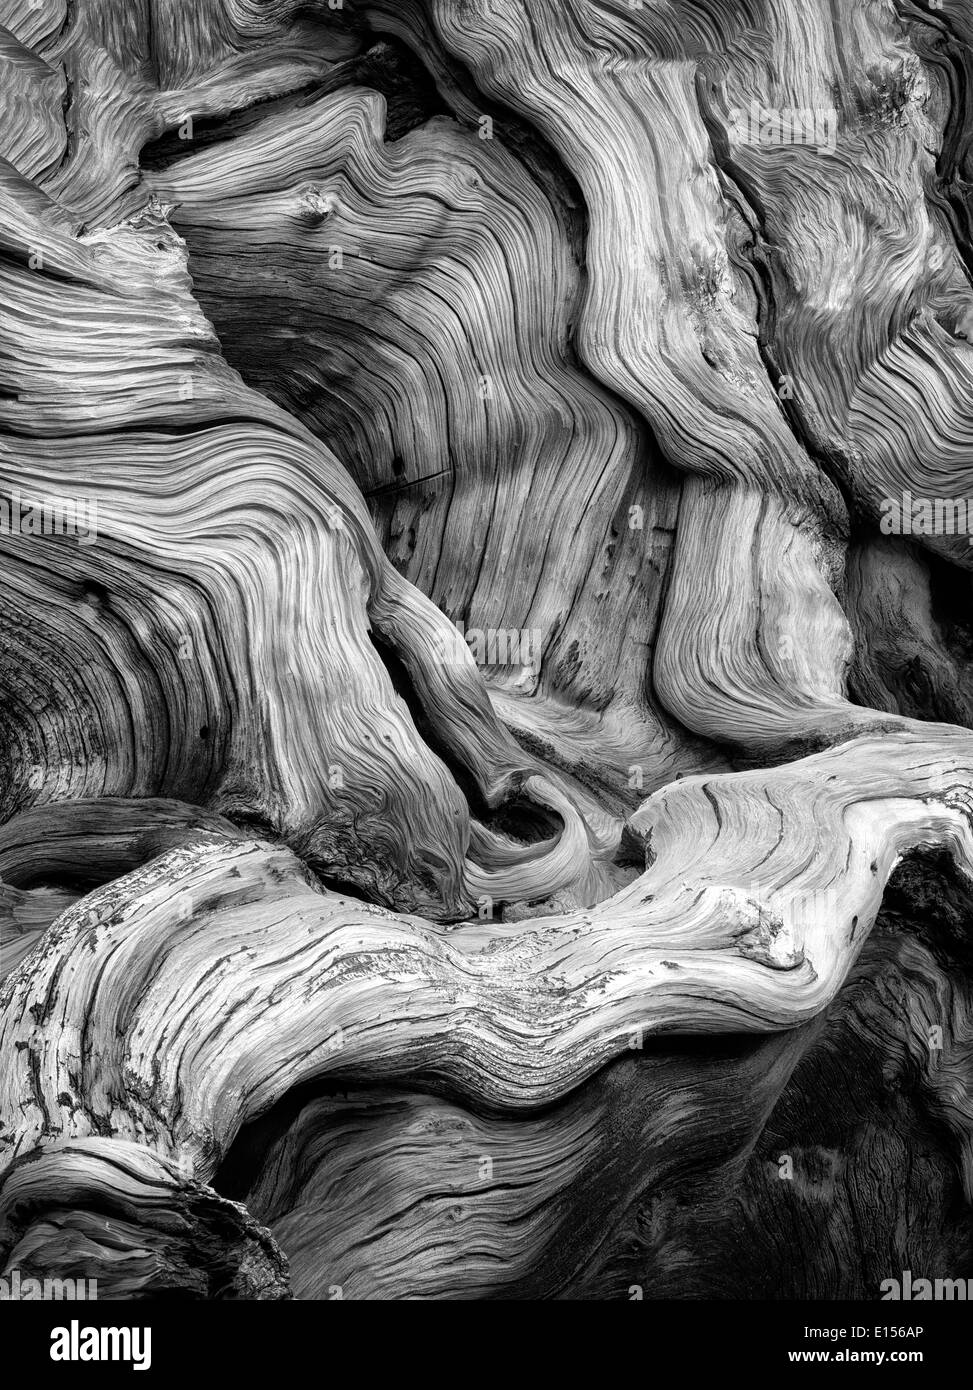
1 0 971 1299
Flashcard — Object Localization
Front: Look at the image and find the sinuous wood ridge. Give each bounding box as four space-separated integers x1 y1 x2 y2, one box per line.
1 0 972 1298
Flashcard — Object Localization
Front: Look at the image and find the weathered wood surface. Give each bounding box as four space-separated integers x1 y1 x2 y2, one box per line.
0 0 971 1298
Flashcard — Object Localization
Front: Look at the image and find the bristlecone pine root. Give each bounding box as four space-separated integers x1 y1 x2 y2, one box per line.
1 0 972 1301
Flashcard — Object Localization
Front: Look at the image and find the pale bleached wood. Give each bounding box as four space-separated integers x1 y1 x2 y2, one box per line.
1 0 973 1300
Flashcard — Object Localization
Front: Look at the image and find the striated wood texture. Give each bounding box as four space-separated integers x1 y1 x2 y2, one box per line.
1 0 972 1299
